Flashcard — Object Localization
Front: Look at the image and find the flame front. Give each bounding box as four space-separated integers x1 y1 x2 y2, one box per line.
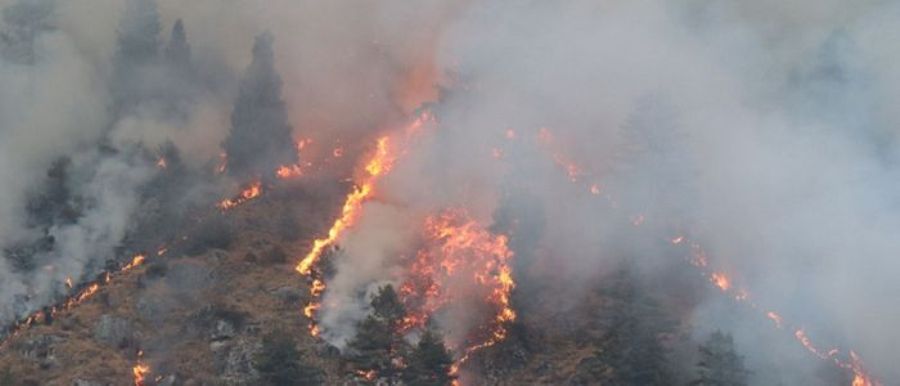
535 128 881 385
217 180 263 210
398 209 516 375
296 112 432 336
1 253 150 349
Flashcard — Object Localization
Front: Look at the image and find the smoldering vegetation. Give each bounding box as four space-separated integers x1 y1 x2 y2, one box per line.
0 0 898 385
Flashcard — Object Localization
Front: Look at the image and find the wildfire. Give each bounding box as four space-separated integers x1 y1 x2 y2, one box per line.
767 311 784 329
1 253 149 349
133 350 150 386
355 369 378 381
710 272 731 291
122 254 146 272
533 134 882 385
156 157 167 169
398 209 516 375
850 351 879 386
276 164 305 179
217 180 263 210
681 238 881 385
275 138 314 179
296 111 433 336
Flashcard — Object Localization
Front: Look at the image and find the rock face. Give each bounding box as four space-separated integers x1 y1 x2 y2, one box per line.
211 337 261 385
18 334 64 369
211 319 237 341
92 314 132 347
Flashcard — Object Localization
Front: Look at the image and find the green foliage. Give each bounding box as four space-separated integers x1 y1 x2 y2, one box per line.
345 285 411 383
346 314 394 376
222 32 297 181
691 331 749 386
403 328 455 386
371 284 405 329
578 262 674 386
255 331 322 386
165 19 190 68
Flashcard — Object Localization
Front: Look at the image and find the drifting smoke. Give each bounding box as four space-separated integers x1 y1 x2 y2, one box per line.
0 0 453 332
0 0 898 384
311 0 900 383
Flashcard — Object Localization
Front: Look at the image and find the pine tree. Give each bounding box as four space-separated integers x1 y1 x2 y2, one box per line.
347 314 394 378
613 95 695 230
114 0 160 66
345 285 411 383
691 331 749 386
577 262 673 385
255 331 322 386
111 0 161 114
403 327 455 386
371 284 405 330
222 32 297 181
165 19 190 70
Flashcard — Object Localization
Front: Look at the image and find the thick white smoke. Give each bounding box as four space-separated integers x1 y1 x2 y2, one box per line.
0 0 898 383
316 0 900 382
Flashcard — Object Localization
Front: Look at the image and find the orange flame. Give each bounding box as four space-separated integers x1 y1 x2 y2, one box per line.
296 112 433 337
355 369 378 381
534 134 882 386
217 180 262 210
133 350 150 386
275 164 305 179
1 253 149 349
398 209 516 375
156 157 167 169
710 272 731 291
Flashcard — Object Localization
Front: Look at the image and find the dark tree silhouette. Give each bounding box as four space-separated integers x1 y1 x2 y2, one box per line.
403 327 455 386
111 0 161 114
165 19 190 70
345 285 411 383
573 262 674 385
613 95 696 231
222 32 297 181
255 331 322 386
691 331 750 386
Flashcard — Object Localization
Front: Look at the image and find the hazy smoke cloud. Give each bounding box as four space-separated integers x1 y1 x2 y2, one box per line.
0 0 897 383
317 0 900 382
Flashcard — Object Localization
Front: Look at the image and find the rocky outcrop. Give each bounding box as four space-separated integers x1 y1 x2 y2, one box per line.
18 334 64 369
211 337 261 385
92 314 132 348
